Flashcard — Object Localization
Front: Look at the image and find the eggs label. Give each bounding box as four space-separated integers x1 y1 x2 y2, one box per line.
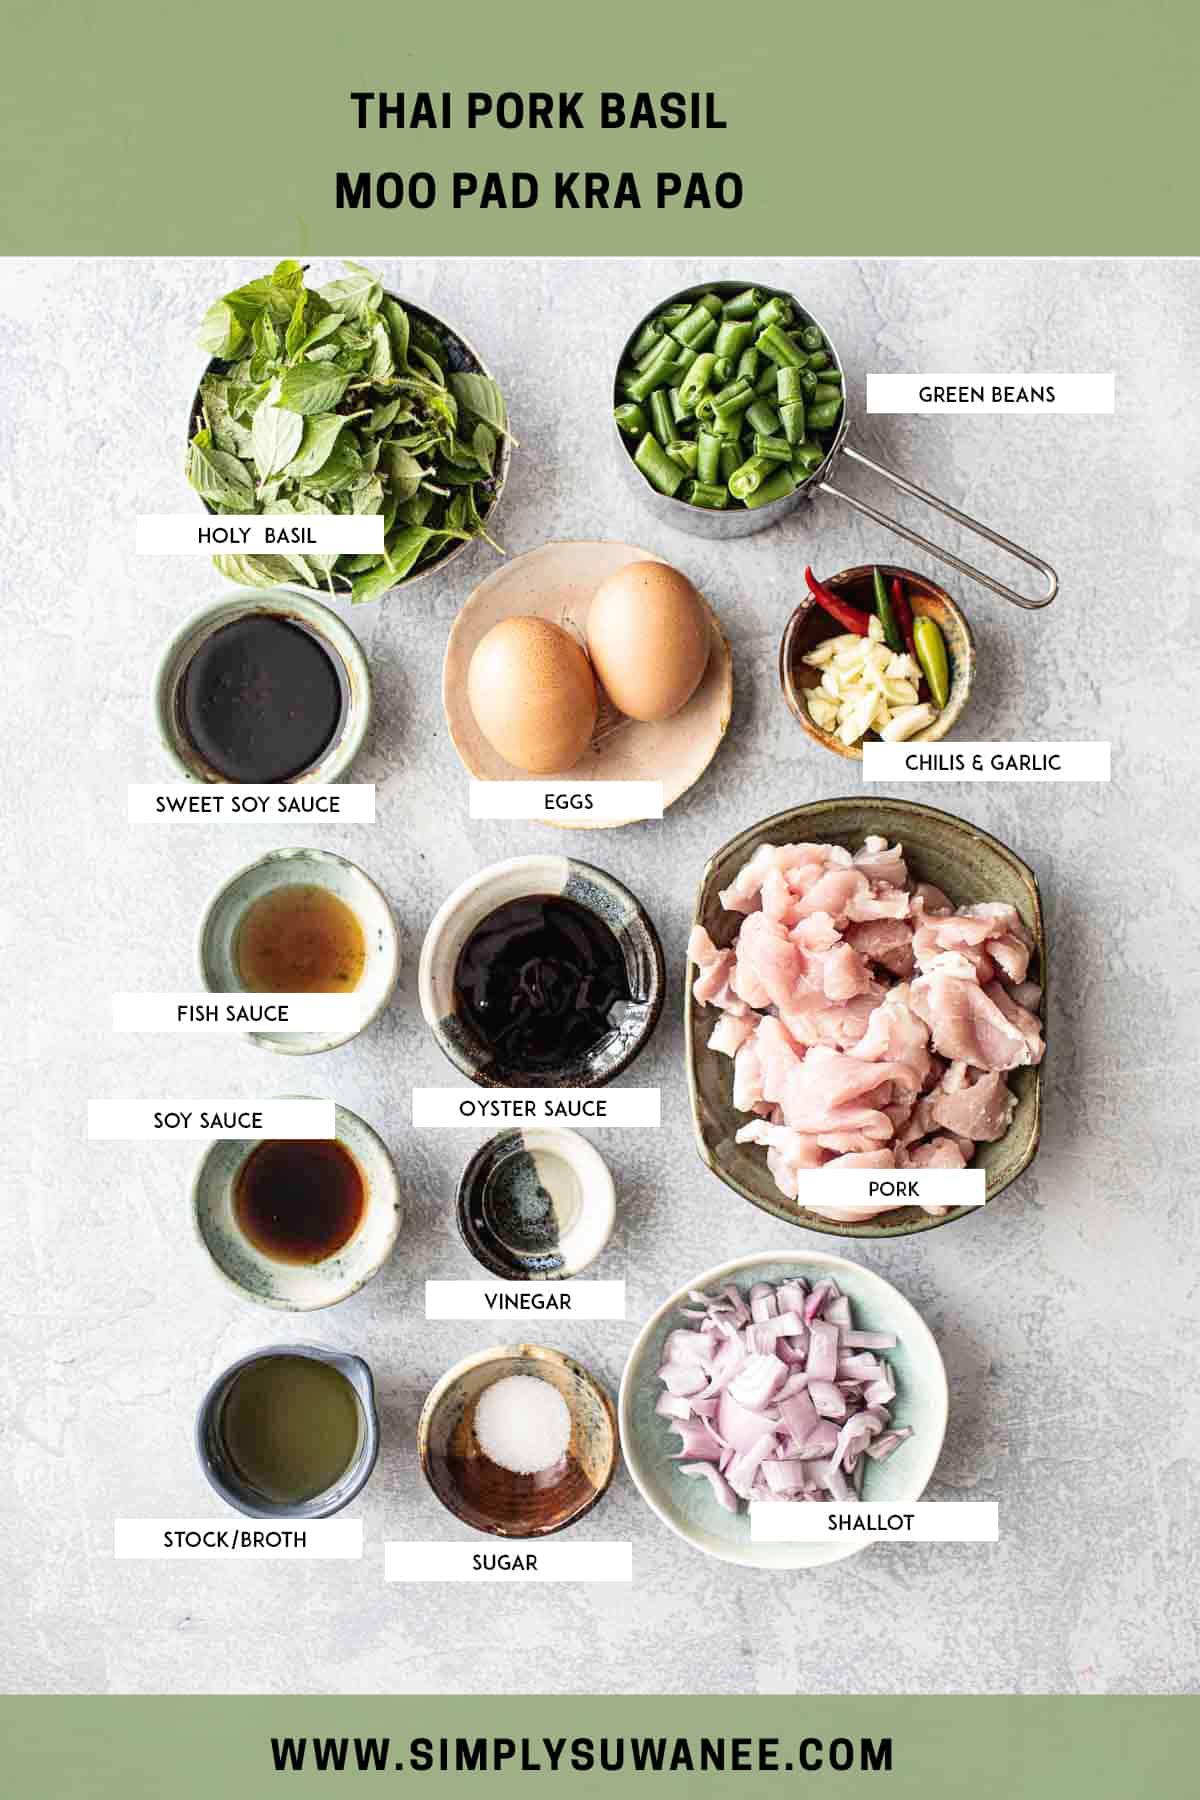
425 1280 627 1321
469 779 663 822
128 784 376 822
384 1541 633 1583
111 993 366 1034
750 1502 999 1544
87 1099 335 1141
862 741 1111 783
115 1520 362 1559
411 1088 661 1128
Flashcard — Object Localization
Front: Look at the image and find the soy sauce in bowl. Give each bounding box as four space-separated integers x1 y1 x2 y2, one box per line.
234 1138 366 1265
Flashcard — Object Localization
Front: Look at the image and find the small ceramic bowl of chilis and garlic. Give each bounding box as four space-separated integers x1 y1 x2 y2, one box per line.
779 564 975 760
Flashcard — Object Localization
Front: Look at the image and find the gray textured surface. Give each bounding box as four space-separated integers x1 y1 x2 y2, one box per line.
3 257 1197 1696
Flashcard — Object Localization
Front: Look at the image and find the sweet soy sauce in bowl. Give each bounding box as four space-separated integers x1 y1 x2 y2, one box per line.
178 613 348 783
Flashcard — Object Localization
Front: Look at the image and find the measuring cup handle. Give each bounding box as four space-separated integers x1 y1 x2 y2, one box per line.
818 443 1058 610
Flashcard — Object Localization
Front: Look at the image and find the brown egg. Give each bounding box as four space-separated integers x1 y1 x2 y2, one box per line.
467 617 598 775
585 561 711 722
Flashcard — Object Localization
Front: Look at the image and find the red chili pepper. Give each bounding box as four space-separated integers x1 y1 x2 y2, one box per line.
891 576 917 658
804 566 872 636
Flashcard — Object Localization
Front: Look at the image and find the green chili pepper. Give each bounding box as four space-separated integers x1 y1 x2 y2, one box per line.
613 402 647 437
873 567 905 653
914 617 950 709
633 432 684 497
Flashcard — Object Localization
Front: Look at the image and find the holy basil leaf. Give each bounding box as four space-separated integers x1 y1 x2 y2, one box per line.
199 373 254 458
187 431 255 507
449 372 508 436
472 421 496 475
381 296 410 369
284 413 347 479
213 550 303 588
319 260 382 319
198 299 246 360
277 362 351 414
251 385 304 481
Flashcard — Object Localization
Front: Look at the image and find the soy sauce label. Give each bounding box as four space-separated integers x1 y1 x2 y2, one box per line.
128 784 376 822
87 1099 335 1140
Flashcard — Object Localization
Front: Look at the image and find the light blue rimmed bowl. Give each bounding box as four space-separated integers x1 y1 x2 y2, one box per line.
619 1250 948 1569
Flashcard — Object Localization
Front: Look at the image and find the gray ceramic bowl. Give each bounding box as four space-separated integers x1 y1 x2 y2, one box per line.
190 289 510 598
196 1344 379 1520
619 1251 948 1568
191 1100 402 1309
153 589 372 785
687 798 1045 1237
456 1127 616 1279
418 1344 617 1537
418 855 665 1088
779 565 975 760
197 847 400 1055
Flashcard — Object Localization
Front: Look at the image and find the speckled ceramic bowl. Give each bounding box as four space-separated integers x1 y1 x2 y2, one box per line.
687 798 1045 1237
196 1344 379 1519
779 565 975 760
619 1251 947 1568
456 1128 616 1279
418 855 664 1088
197 847 400 1054
153 590 372 785
418 1344 618 1536
191 1100 402 1309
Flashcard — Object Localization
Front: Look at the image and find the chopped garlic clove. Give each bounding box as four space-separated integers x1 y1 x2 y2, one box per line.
880 703 937 742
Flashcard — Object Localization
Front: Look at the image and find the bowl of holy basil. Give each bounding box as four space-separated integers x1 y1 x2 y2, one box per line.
187 260 512 602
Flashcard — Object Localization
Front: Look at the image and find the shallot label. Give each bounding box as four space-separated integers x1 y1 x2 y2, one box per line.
751 1501 999 1542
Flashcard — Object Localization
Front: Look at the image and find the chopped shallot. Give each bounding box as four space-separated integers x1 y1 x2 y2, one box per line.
658 1274 911 1512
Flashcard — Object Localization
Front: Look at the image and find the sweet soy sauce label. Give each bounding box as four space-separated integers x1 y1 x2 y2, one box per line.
383 1541 632 1583
128 784 376 822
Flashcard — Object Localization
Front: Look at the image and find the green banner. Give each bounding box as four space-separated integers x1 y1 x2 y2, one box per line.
3 1695 1195 1797
3 0 1200 254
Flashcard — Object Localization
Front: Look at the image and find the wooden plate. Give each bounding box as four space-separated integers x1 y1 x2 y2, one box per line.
442 540 733 827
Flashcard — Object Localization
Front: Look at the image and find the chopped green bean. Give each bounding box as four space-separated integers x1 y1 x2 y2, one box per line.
722 286 765 320
752 433 793 462
755 362 780 394
806 396 843 429
798 367 819 398
744 465 797 507
633 431 684 496
667 439 699 473
629 320 661 362
633 331 671 374
673 302 721 348
799 325 824 352
745 397 782 437
698 292 724 319
736 346 760 385
614 402 647 436
711 356 734 385
810 383 842 407
709 376 755 415
696 430 722 485
624 354 687 403
718 440 741 484
791 437 827 474
816 365 841 383
777 366 806 444
806 349 830 371
669 385 689 425
728 454 773 500
714 318 754 359
685 480 730 508
756 322 805 368
648 387 675 445
756 295 793 331
655 302 690 329
678 352 717 412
